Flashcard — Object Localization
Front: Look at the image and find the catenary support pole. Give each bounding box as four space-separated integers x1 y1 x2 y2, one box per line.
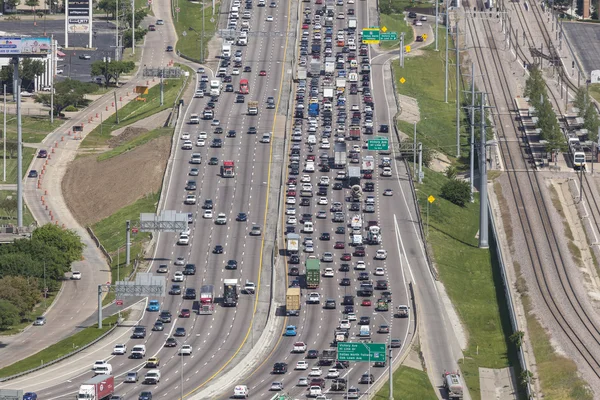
14 58 23 228
470 64 475 202
132 0 135 54
418 142 423 184
455 20 460 158
479 92 489 248
126 220 131 265
413 122 417 179
435 0 439 51
3 84 6 182
51 36 54 124
445 4 449 103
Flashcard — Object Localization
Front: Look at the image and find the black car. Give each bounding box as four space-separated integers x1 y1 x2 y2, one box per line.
226 259 238 269
183 264 196 275
237 212 248 221
223 75 232 83
159 311 172 323
132 326 146 338
273 362 287 374
321 165 331 172
290 279 300 288
211 139 223 148
359 316 370 325
324 299 336 309
350 203 360 211
358 272 369 281
225 84 234 92
300 198 310 206
214 127 223 134
376 280 388 290
335 226 346 234
227 130 237 137
306 349 319 359
203 199 213 209
286 226 296 234
339 263 350 272
379 124 389 133
169 284 182 295
214 245 224 254
209 157 219 165
320 232 330 240
164 337 177 347
236 95 245 103
289 255 300 264
185 180 197 190
289 267 299 276
244 66 252 72
183 288 196 299
317 188 328 196
340 277 351 286
344 305 354 314
342 295 354 305
301 213 312 223
408 11 417 18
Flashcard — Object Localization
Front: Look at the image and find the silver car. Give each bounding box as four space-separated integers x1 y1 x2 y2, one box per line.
322 252 334 262
125 371 138 383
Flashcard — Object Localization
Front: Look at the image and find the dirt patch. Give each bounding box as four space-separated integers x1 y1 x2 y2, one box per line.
62 135 171 226
107 126 148 148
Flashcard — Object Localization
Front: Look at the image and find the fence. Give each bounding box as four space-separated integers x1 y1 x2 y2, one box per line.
0 106 50 117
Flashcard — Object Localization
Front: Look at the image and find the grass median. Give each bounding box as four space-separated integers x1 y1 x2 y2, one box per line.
2 115 62 143
173 1 221 61
0 146 36 184
374 366 437 399
0 313 121 378
0 190 35 226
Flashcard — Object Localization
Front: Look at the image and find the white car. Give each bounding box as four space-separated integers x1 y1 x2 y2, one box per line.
415 20 423 26
308 292 320 303
287 216 297 225
198 131 207 139
347 312 357 321
286 208 296 215
318 197 328 205
113 344 127 355
287 197 296 204
301 174 311 183
266 15 273 21
319 176 330 186
181 132 190 140
339 319 351 329
173 271 184 282
92 360 110 371
293 342 307 352
309 386 323 396
298 377 309 386
182 140 193 150
355 261 366 270
305 245 314 253
323 267 334 277
309 367 322 377
179 345 193 355
296 360 309 370
337 12 345 19
375 249 388 260
178 233 190 245
375 267 385 276
382 167 392 177
203 210 213 219
71 271 82 280
232 68 240 75
320 140 330 149
326 368 339 378
196 138 205 147
211 119 220 126
185 194 197 205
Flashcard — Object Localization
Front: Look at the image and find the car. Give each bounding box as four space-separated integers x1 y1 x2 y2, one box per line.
79 54 91 60
174 256 186 266
353 247 365 257
147 300 160 311
293 341 307 352
334 241 345 249
28 170 38 178
244 66 252 72
139 391 153 400
413 19 422 26
170 284 182 295
391 338 402 348
164 337 177 347
113 343 127 355
296 360 309 370
327 368 340 378
308 292 320 303
216 213 227 224
309 386 322 396
307 349 319 359
260 70 267 76
298 377 309 386
173 271 184 282
323 267 335 277
347 312 357 321
125 371 139 382
273 362 288 373
317 210 327 219
236 212 248 221
420 15 427 21
183 263 196 275
266 15 274 21
361 299 372 306
336 226 346 234
375 249 388 259
358 272 369 281
184 194 197 205
318 197 328 205
347 386 360 398
231 68 240 75
226 259 238 270
22 394 38 400
180 308 191 318
250 225 262 236
209 157 219 165
375 267 385 276
359 316 370 325
175 344 192 355
92 360 110 371
159 311 172 323
166 45 174 51
146 357 160 368
214 245 224 254
270 382 284 391
309 367 323 377
70 270 82 280
359 373 374 384
285 325 297 336
383 189 393 196
33 316 46 326
340 277 351 286
38 149 48 158
174 327 186 336
289 255 300 264
322 252 334 262
341 253 352 261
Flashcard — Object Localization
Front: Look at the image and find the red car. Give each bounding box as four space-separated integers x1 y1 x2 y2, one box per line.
363 96 373 103
287 178 297 185
180 309 191 318
361 299 372 306
363 173 372 179
353 247 365 257
287 190 297 197
341 253 352 261
307 155 316 161
334 241 345 249
302 23 309 29
260 70 267 76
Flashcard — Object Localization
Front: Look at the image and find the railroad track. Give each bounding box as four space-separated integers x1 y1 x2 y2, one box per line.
465 0 600 382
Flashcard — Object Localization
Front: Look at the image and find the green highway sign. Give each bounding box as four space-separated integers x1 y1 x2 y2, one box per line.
368 137 389 151
362 28 380 44
337 342 387 362
380 32 398 41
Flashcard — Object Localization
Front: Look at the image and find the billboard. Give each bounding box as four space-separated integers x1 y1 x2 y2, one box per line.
67 0 91 33
68 17 90 33
0 37 52 57
68 0 89 16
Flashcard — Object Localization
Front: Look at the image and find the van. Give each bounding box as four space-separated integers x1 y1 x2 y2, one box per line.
359 325 370 337
131 344 146 358
237 37 248 46
189 113 200 124
303 221 314 233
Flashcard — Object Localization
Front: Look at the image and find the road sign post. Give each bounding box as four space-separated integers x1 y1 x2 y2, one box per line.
368 137 389 151
337 342 387 362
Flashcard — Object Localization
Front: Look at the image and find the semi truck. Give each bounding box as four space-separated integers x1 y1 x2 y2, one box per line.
77 375 115 400
221 160 235 177
247 101 258 115
442 372 464 399
348 166 361 187
210 79 222 96
347 16 357 30
286 287 301 316
199 284 215 314
334 142 347 168
309 58 321 76
349 126 360 140
223 279 239 307
323 87 334 99
306 258 321 289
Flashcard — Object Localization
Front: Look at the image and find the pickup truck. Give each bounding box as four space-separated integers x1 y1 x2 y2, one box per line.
293 342 307 353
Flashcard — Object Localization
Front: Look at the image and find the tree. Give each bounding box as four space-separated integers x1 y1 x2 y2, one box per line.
32 224 84 266
0 299 19 330
34 79 96 116
0 59 45 93
5 141 18 159
0 276 40 318
90 60 135 86
97 0 116 18
574 87 587 114
0 197 17 219
440 179 470 207
584 102 600 142
524 67 545 110
122 28 148 48
4 0 20 8
24 0 39 9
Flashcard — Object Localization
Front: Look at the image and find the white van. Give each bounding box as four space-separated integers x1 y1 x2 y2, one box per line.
233 385 249 398
189 114 200 124
131 345 146 357
359 325 370 337
303 221 314 233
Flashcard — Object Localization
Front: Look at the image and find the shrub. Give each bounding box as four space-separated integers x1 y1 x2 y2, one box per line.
440 179 470 207
63 105 78 112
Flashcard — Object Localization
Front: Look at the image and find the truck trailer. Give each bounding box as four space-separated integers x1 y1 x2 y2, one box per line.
77 375 115 400
247 101 258 115
334 142 347 168
223 279 239 307
306 258 321 289
199 284 215 314
286 287 301 316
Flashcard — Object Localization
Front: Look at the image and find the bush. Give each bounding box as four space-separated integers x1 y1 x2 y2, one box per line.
63 105 78 112
440 179 470 207
0 299 19 329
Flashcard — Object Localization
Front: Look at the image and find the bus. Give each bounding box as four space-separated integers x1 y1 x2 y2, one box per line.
239 79 249 94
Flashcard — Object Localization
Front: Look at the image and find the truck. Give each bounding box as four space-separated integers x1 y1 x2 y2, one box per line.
210 79 222 96
349 126 360 140
199 284 215 314
286 287 301 316
306 258 321 289
351 233 363 246
367 225 381 244
223 279 239 307
221 160 235 177
351 214 363 231
287 233 300 253
362 155 375 172
334 142 347 168
247 101 258 115
351 184 363 201
308 102 320 117
358 282 373 297
222 43 232 57
325 60 335 74
348 166 361 187
297 67 307 81
323 87 334 99
77 375 115 400
319 349 337 366
336 78 346 89
442 372 464 399
310 58 321 76
334 329 349 343
347 16 357 30
375 298 389 311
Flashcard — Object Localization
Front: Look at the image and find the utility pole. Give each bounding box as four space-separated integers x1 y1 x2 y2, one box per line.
469 63 475 203
388 335 393 400
13 58 23 228
201 1 205 64
479 92 489 249
444 3 449 103
126 220 131 265
132 0 135 54
413 122 417 180
116 0 119 61
114 91 120 124
160 70 164 105
455 20 460 158
418 142 423 184
435 0 439 51
3 84 6 183
400 32 405 67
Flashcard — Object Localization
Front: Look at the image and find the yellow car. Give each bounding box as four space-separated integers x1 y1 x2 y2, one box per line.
146 357 160 368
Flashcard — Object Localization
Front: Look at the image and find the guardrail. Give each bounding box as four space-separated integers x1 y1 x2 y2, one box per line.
488 201 533 398
0 322 118 382
86 226 113 264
